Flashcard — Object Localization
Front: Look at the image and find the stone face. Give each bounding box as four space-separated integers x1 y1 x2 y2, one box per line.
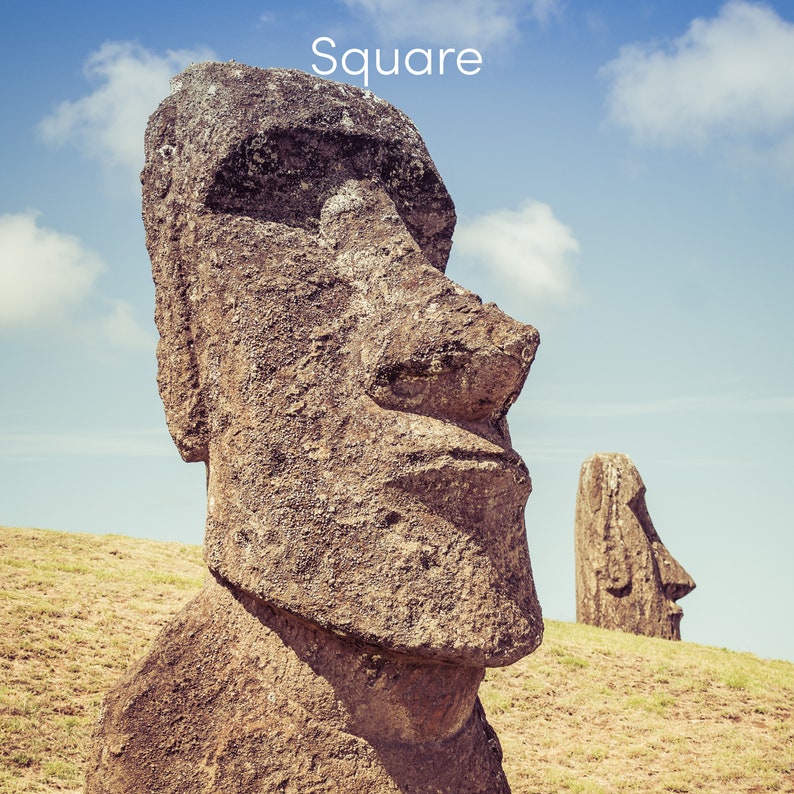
574 452 695 640
86 62 543 792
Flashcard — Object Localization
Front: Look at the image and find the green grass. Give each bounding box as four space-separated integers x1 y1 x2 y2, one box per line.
1 525 792 793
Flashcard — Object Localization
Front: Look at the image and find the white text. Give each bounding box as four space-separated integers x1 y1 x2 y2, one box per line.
311 37 483 87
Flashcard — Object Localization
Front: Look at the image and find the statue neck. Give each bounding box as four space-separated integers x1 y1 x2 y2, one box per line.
227 573 485 744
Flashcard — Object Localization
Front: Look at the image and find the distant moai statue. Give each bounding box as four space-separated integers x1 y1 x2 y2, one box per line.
574 452 695 640
85 63 544 793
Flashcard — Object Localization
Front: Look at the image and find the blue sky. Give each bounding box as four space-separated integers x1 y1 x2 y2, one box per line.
1 1 793 662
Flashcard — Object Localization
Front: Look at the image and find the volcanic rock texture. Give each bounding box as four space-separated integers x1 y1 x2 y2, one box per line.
86 63 545 793
575 452 695 640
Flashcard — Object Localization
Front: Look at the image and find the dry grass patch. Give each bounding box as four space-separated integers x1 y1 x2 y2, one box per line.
0 526 205 793
483 621 794 792
1 526 792 793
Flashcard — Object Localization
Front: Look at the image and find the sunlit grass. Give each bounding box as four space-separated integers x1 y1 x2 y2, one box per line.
482 619 794 793
1 525 792 793
0 526 206 794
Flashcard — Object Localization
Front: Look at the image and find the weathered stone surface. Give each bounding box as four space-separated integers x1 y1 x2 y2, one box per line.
574 452 695 640
86 62 543 792
88 577 508 793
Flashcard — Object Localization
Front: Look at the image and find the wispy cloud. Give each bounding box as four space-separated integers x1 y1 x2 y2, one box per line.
0 429 173 460
340 0 561 48
0 211 103 328
98 299 155 351
518 395 794 419
600 1 794 177
0 210 154 348
453 199 579 304
38 41 214 188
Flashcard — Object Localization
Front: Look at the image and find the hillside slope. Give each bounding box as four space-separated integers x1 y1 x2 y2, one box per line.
1 526 791 793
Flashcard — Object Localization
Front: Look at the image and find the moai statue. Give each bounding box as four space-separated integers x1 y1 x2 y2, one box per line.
574 452 695 640
85 63 544 793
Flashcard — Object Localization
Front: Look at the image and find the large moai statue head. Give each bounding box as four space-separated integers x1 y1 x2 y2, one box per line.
143 62 543 666
574 452 695 640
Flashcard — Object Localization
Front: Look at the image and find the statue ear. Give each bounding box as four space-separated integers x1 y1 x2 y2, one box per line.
604 457 635 594
578 455 631 595
155 314 209 464
144 97 210 464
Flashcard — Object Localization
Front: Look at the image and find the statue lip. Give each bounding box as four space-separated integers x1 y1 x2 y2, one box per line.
390 440 527 476
446 446 526 469
375 409 531 497
432 450 529 481
366 401 524 464
389 447 532 511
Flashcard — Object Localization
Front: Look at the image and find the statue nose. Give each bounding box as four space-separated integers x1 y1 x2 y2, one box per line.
324 175 540 423
653 542 697 601
366 292 539 423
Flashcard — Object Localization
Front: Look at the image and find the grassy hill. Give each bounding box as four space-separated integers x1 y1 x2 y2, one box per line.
1 526 791 793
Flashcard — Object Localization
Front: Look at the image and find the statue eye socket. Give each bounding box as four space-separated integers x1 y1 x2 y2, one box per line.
204 131 359 231
203 130 454 269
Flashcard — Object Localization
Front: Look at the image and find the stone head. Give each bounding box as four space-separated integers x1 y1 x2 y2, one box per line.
575 452 696 640
143 62 542 666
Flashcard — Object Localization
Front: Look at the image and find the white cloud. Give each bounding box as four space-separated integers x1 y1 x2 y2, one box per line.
0 211 104 328
526 0 561 25
99 299 155 351
601 1 794 170
341 0 560 47
520 395 794 419
0 212 153 348
0 429 173 459
38 41 214 184
453 199 579 302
